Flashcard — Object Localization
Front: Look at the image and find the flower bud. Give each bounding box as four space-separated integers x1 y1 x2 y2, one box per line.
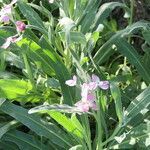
16 21 26 32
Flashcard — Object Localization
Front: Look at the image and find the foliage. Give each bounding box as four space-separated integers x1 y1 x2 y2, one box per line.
0 0 149 149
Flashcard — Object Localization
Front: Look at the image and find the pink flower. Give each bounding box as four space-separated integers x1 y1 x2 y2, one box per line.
16 21 26 32
75 82 97 113
1 35 22 49
75 99 97 112
0 15 10 24
91 74 109 90
75 101 90 112
0 0 17 23
65 75 77 86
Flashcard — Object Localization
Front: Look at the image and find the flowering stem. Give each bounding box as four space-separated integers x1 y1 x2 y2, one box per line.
95 91 103 150
0 51 6 71
83 114 92 150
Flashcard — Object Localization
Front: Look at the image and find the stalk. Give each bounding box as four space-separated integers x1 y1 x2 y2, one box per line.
95 91 103 150
22 52 36 89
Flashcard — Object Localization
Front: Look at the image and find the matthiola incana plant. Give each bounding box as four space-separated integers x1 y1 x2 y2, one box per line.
0 0 150 150
65 74 109 113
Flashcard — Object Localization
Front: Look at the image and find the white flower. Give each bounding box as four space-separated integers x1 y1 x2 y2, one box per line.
49 0 54 3
59 17 74 26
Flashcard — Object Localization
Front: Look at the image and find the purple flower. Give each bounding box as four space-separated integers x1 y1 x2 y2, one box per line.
75 99 97 112
65 75 77 86
65 74 109 113
16 21 26 32
0 0 17 23
91 74 109 90
74 82 97 112
75 101 90 112
0 15 10 24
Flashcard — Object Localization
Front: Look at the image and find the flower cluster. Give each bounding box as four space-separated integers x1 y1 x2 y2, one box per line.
65 74 109 113
0 0 17 24
0 1 26 49
1 20 26 49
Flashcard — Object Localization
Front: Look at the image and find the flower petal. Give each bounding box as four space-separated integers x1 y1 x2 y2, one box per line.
87 93 95 101
91 74 100 83
88 82 97 90
65 75 77 86
75 101 89 112
98 81 109 90
89 102 98 110
0 15 10 24
81 83 89 100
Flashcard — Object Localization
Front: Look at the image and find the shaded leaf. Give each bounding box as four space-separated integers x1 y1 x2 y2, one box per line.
0 101 72 148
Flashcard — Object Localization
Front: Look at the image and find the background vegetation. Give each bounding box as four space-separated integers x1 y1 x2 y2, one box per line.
0 0 150 149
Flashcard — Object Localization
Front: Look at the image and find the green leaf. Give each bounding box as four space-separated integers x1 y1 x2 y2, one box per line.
92 2 129 31
27 45 75 105
110 82 123 123
79 0 100 33
0 98 5 106
0 120 19 139
115 38 150 83
18 38 75 104
2 130 48 150
124 86 150 125
17 1 46 32
0 79 32 100
0 141 19 150
48 111 83 138
93 22 150 83
28 3 53 20
143 29 150 45
71 114 84 134
59 31 86 45
94 21 149 64
0 101 72 148
110 123 150 149
28 104 83 114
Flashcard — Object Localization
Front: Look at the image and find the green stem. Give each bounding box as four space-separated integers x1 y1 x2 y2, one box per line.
129 0 134 26
124 0 134 66
95 91 103 150
22 52 36 89
0 51 6 71
102 124 122 146
88 52 106 80
84 114 92 150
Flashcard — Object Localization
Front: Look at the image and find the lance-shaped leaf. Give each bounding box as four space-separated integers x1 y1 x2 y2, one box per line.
110 82 123 123
17 1 46 32
94 21 149 64
0 120 19 139
2 130 49 150
0 101 72 148
27 45 75 105
123 86 150 125
110 123 150 149
0 79 32 100
115 38 150 83
91 2 129 31
0 141 19 150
